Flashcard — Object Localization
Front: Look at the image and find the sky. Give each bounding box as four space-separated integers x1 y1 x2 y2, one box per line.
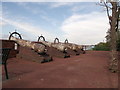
1 1 110 45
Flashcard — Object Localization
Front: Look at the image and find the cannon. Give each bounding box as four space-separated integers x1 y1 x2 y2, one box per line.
10 36 45 54
60 39 80 55
35 36 70 58
38 36 67 52
9 31 52 63
52 38 68 52
63 39 85 55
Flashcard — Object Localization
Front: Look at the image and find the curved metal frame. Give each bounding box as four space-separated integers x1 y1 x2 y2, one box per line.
9 31 21 53
9 31 22 40
38 35 45 42
54 38 59 44
64 39 68 44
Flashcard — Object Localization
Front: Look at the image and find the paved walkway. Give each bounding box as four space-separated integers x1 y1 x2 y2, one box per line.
2 51 118 88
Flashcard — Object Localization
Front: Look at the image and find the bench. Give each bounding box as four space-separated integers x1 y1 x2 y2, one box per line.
0 48 11 79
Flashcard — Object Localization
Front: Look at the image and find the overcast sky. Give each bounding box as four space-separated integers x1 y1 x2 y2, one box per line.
1 1 110 45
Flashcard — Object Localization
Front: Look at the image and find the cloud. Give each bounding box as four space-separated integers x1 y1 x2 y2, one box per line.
71 6 81 12
61 12 109 45
16 2 46 15
0 21 7 26
2 0 99 2
1 17 56 41
50 2 74 8
40 15 58 26
0 34 9 39
71 5 89 13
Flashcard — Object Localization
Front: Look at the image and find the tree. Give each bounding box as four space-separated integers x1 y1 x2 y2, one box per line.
93 42 110 51
99 0 119 72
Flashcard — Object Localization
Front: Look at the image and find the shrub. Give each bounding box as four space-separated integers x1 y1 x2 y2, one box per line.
93 42 110 51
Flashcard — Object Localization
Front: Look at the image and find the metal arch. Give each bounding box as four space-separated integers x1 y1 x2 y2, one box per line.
38 35 46 42
64 39 68 44
8 31 21 54
9 31 22 40
54 38 59 44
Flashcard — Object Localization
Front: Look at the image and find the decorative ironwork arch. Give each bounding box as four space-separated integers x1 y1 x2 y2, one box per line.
9 31 22 40
64 39 68 44
54 38 59 44
38 35 45 42
9 31 21 51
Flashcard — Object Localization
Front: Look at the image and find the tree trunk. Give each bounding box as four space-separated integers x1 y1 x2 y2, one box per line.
109 2 118 72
